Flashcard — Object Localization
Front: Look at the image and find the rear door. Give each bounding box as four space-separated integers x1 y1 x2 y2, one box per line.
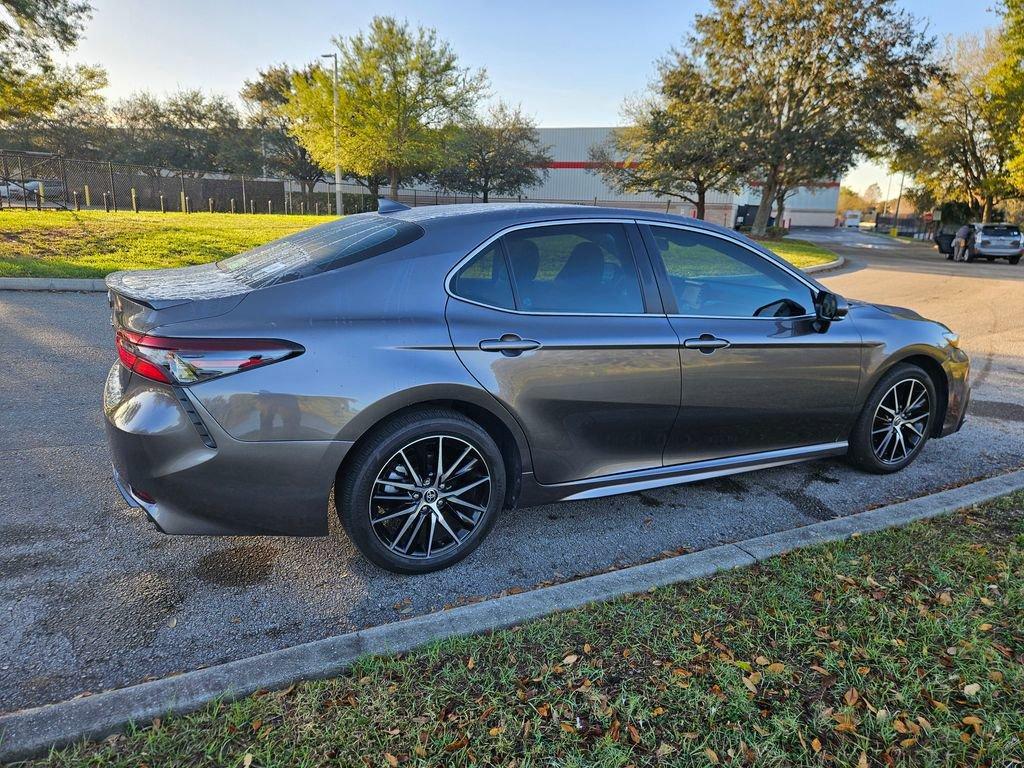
445 220 681 484
641 223 864 465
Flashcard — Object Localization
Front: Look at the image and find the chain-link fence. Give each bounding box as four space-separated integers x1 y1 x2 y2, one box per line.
0 149 379 215
0 148 688 216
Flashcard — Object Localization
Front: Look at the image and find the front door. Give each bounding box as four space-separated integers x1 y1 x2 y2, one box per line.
641 223 865 465
445 220 681 484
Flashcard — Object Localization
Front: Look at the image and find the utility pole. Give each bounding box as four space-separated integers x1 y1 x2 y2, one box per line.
890 173 906 238
321 51 343 216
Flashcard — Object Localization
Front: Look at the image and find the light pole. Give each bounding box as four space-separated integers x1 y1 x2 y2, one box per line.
321 52 343 216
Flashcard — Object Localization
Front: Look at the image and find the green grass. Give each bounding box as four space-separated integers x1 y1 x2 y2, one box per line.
0 210 838 279
24 493 1024 767
0 210 331 278
755 237 840 269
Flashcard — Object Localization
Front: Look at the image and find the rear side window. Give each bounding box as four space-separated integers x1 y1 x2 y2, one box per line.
218 214 424 288
501 223 644 313
450 242 515 309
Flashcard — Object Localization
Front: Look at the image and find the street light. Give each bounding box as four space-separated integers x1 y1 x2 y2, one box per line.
321 52 343 216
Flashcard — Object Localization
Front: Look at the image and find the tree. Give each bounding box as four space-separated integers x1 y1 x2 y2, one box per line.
0 0 102 125
432 102 550 202
285 16 487 198
863 183 882 208
590 57 747 220
991 0 1024 194
241 65 325 196
110 90 259 174
894 33 1016 221
838 186 867 213
683 0 938 235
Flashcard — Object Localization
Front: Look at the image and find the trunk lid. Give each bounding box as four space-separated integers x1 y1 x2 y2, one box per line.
106 264 251 334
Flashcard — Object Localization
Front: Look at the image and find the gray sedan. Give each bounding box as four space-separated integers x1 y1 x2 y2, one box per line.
104 203 970 573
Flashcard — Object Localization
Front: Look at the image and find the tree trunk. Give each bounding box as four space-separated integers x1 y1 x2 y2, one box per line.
368 179 379 199
482 187 489 203
695 188 706 220
775 188 787 230
751 172 779 236
981 195 993 222
389 168 399 199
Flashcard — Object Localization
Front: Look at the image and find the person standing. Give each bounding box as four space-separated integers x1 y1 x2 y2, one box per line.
952 223 973 262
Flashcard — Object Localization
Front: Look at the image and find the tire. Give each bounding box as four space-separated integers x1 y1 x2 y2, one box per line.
336 408 506 574
1011 256 1021 265
986 256 995 262
848 363 937 474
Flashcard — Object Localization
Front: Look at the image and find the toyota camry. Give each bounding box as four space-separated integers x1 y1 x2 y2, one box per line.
105 202 970 573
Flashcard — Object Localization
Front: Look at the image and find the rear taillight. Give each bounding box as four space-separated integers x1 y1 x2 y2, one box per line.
115 330 303 385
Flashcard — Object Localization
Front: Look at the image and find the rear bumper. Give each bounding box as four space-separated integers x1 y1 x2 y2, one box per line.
104 363 351 536
972 246 1022 257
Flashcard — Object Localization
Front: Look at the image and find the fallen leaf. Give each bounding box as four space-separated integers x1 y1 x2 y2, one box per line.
693 631 703 643
560 722 575 733
656 742 677 756
536 703 551 718
937 591 953 605
466 658 475 670
562 654 579 665
384 753 399 768
242 755 253 768
811 737 822 753
628 724 641 744
979 623 993 632
857 752 868 768
445 735 468 752
844 687 860 707
767 662 785 674
489 726 505 737
989 670 1003 683
963 683 981 697
705 747 720 764
755 655 770 666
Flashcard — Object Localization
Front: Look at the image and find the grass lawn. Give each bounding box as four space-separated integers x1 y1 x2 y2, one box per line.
0 210 329 278
0 210 838 279
754 237 840 269
26 493 1023 767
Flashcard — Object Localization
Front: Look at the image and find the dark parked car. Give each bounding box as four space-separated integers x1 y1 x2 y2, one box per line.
105 203 970 573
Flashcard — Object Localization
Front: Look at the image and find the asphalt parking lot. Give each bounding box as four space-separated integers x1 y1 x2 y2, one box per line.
1 227 1023 713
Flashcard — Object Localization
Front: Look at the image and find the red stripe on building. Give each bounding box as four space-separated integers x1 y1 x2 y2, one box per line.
543 161 639 169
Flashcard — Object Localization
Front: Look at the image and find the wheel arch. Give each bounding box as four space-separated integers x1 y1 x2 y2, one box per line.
335 384 530 509
871 351 949 437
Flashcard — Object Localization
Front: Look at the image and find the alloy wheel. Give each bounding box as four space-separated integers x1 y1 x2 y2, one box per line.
871 378 931 465
369 435 491 560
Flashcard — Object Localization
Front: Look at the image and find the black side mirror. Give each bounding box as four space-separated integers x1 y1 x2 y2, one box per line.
814 291 848 332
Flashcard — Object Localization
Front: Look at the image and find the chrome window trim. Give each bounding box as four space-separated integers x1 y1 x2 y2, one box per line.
637 219 821 321
444 218 654 317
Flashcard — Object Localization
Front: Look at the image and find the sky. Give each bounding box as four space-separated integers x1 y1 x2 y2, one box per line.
61 0 1002 193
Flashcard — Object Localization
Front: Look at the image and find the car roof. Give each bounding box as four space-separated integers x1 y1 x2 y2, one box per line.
383 202 738 239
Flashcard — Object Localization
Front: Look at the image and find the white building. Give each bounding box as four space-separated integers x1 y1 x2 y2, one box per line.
518 127 838 228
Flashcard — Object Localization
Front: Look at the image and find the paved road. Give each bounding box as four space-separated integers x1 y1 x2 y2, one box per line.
2 229 1023 713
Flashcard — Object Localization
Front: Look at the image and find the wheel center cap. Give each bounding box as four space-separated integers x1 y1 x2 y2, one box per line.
424 489 438 503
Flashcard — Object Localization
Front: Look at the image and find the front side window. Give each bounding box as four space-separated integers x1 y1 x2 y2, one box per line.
501 223 644 313
651 226 813 318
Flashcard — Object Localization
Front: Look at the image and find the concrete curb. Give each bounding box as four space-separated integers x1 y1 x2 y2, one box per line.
802 255 845 274
2 469 1022 762
0 277 106 292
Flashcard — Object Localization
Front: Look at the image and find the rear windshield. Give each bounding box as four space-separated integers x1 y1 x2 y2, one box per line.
217 214 424 288
981 224 1020 236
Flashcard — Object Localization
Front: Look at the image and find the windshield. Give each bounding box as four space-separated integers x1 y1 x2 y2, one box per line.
218 214 424 288
981 225 1021 236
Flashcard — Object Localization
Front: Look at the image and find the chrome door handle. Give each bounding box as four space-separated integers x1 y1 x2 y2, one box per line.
683 334 731 353
479 335 541 355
